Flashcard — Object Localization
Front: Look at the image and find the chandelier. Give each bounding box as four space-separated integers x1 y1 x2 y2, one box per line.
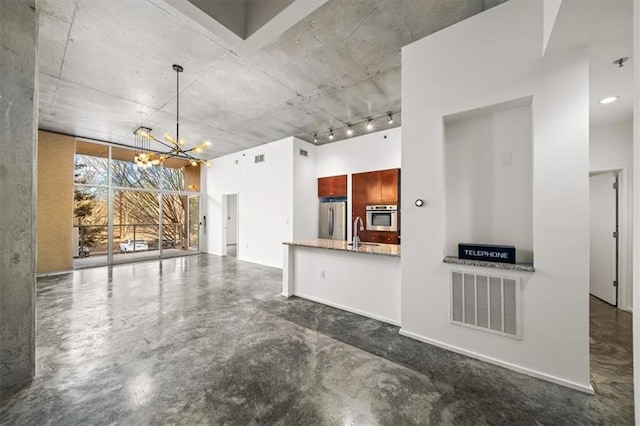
133 64 211 169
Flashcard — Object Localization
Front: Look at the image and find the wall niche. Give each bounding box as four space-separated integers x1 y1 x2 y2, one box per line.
444 97 533 264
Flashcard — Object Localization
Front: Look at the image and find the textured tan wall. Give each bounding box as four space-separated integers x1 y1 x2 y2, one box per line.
37 131 74 273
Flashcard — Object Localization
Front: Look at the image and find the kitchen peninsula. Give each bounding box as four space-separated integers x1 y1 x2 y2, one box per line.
282 239 401 325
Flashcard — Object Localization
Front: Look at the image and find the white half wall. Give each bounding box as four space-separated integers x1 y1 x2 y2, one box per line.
401 0 591 391
590 120 634 310
317 127 401 237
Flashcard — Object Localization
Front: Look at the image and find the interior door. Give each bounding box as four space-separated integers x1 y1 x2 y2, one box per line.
589 172 617 305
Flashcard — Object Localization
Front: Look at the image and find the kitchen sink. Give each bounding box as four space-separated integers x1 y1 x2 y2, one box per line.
347 242 380 247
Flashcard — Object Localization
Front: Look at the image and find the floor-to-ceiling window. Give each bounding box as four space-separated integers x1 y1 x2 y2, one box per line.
73 141 202 268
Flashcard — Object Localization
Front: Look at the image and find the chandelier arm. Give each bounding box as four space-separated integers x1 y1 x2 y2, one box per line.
148 135 176 151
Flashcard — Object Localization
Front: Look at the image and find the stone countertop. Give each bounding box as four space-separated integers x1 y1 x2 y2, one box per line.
443 256 535 272
284 239 401 258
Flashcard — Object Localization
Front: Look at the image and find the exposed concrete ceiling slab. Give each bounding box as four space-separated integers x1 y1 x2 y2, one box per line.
38 0 508 158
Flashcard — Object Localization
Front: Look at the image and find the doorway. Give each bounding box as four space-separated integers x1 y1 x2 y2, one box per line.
224 194 238 257
589 171 618 306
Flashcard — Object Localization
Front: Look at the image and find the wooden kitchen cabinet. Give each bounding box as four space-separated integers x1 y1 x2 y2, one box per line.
366 168 399 204
367 231 399 244
318 175 347 198
352 173 368 220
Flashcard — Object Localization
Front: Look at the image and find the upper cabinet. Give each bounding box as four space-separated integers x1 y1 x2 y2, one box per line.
318 175 347 198
365 168 399 204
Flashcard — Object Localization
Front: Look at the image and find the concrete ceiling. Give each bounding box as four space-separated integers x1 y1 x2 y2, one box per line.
38 0 508 159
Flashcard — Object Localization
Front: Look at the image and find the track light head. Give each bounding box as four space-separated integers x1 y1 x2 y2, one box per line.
387 113 393 124
329 129 334 140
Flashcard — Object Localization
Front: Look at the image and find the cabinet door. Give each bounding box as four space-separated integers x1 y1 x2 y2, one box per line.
318 177 332 197
366 172 381 204
352 173 368 218
380 169 399 204
318 175 347 197
332 175 347 197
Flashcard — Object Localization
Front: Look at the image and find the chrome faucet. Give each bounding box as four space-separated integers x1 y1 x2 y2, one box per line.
353 216 364 249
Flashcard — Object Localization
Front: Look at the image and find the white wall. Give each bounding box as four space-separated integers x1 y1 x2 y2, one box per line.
293 138 319 240
445 103 533 263
590 121 633 310
317 127 401 237
401 0 591 392
205 137 293 268
632 0 640 417
317 127 401 177
205 136 317 268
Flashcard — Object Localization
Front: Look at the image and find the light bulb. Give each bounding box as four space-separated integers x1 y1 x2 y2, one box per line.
178 138 187 146
164 133 175 144
329 129 334 140
204 141 212 147
387 114 393 124
599 96 619 104
346 126 353 136
194 147 203 153
366 120 373 131
151 159 160 166
205 162 212 168
313 134 318 143
190 160 197 166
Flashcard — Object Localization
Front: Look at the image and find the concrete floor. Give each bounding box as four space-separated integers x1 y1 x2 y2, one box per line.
0 254 633 424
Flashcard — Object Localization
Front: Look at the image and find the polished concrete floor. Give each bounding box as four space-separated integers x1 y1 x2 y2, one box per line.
1 255 634 424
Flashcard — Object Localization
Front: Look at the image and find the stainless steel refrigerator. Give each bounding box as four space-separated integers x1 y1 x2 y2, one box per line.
319 201 347 240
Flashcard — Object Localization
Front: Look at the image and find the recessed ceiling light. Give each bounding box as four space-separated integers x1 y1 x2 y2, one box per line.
366 120 373 131
599 96 619 104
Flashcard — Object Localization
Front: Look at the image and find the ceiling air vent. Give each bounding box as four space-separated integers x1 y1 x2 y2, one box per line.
254 154 265 163
299 149 308 157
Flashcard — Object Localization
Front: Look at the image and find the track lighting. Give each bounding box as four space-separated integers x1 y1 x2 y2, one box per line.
310 111 399 144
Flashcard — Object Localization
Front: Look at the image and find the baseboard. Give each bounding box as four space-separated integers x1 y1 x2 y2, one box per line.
398 329 595 395
281 292 292 298
293 292 400 326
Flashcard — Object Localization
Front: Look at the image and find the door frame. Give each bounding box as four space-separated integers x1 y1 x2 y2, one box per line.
589 167 631 311
221 193 239 257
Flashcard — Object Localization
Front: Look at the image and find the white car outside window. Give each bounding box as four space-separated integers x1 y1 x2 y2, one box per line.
119 239 149 253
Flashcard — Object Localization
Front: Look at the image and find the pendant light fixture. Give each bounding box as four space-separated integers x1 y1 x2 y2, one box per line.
133 64 211 168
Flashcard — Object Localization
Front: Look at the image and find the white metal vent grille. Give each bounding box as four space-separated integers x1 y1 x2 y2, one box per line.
450 270 521 339
254 154 265 163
